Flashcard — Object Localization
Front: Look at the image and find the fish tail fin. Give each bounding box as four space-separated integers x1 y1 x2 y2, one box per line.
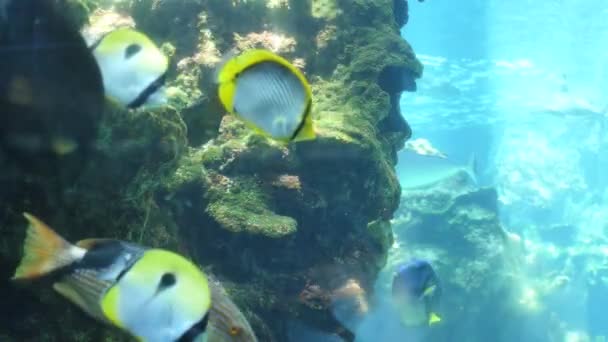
429 312 442 325
465 153 478 185
12 213 84 280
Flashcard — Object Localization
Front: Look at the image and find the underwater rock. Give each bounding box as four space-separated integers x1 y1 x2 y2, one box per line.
138 0 420 339
393 0 409 27
389 185 566 341
81 8 136 45
396 186 504 263
0 100 189 341
394 188 508 341
1 0 422 340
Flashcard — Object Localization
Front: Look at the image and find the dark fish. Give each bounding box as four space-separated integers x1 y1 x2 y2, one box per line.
0 0 104 174
392 259 442 327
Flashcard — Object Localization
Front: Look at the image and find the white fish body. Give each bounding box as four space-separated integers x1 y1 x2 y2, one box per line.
233 62 308 139
91 28 168 109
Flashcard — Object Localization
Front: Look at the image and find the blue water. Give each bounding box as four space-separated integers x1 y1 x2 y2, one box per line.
360 1 608 341
400 0 608 228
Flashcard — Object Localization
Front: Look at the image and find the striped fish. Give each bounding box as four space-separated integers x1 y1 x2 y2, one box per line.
207 276 258 342
216 49 315 143
12 213 212 342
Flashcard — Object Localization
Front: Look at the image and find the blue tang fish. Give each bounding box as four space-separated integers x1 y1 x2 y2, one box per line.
392 259 442 327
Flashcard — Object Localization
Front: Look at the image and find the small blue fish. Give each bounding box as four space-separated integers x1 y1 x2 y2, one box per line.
392 259 442 327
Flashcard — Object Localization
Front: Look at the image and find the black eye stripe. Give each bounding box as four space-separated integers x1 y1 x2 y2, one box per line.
125 43 142 59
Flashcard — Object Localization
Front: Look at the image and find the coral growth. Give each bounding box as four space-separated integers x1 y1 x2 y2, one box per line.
81 8 135 44
312 0 342 20
272 174 302 191
266 0 289 10
387 186 524 340
386 179 602 341
0 0 422 340
234 31 296 54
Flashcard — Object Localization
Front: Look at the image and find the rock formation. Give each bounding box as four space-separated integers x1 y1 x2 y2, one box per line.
0 0 421 340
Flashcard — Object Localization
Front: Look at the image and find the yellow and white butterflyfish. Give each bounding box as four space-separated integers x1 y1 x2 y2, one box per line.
215 49 316 143
12 213 212 342
91 28 169 109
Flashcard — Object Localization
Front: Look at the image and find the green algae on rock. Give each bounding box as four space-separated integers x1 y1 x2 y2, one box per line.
148 1 420 338
389 183 573 341
206 176 298 238
1 0 422 340
0 100 189 341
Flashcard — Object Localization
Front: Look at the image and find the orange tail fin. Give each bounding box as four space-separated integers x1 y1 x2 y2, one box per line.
12 213 84 280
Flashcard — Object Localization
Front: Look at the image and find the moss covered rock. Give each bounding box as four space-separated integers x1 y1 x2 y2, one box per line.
1 0 421 340
389 185 557 341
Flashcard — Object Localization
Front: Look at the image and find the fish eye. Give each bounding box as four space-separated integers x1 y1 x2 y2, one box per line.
124 44 142 59
159 272 176 289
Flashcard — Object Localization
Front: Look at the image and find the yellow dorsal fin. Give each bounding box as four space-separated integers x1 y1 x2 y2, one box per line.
217 49 288 83
94 28 168 74
217 49 312 110
96 28 153 53
230 49 313 104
